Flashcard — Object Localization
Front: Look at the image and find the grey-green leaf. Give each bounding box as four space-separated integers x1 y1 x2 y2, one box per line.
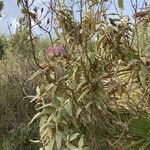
64 103 73 116
28 112 44 125
76 108 82 119
66 143 78 150
56 133 62 150
78 137 84 149
48 137 55 150
28 69 43 80
69 133 79 142
77 88 90 102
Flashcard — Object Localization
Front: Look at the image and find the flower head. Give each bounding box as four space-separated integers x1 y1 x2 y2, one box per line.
47 45 65 56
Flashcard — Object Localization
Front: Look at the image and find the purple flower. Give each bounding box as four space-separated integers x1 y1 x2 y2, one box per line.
47 45 65 56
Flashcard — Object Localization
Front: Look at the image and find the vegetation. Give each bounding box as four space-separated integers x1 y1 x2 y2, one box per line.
0 0 150 150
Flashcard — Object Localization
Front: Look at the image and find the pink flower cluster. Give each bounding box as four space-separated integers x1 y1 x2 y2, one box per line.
47 45 65 56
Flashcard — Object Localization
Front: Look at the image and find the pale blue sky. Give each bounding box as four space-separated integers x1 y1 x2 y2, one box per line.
0 0 145 35
0 0 20 34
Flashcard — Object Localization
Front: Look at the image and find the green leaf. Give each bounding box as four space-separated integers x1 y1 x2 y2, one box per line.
118 0 124 9
58 106 68 120
69 133 79 142
56 133 62 150
139 140 150 150
124 139 147 150
129 117 150 137
28 69 43 80
95 100 101 110
17 0 21 6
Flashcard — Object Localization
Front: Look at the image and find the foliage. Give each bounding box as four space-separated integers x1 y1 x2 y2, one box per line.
20 0 150 149
0 0 3 17
125 116 150 149
9 30 32 57
0 32 39 150
0 35 6 59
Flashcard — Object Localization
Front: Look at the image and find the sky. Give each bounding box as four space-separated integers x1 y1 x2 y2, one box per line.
0 0 145 35
0 0 20 34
